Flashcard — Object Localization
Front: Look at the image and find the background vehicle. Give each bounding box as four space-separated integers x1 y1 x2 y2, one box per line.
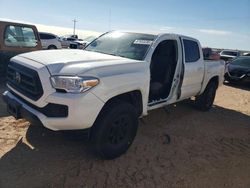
69 36 97 49
39 32 62 49
220 50 240 62
202 47 220 60
3 31 225 159
243 52 250 56
69 39 86 49
59 35 78 48
0 20 41 76
225 56 250 83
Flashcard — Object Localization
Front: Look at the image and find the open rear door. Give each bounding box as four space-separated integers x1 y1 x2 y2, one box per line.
178 36 205 100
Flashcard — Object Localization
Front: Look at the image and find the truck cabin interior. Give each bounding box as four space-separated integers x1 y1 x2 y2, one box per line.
149 40 178 102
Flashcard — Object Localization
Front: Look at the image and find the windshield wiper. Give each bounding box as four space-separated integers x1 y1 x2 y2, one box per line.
85 49 111 55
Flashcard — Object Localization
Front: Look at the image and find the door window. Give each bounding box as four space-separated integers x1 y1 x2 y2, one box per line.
39 33 56 40
4 25 38 47
183 39 200 62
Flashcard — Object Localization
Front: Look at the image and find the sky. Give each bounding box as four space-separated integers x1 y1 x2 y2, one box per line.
0 0 249 50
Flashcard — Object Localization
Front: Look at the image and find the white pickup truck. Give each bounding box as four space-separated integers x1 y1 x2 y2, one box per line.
3 31 225 159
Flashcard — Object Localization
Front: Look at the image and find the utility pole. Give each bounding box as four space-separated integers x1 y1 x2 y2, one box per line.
108 10 111 31
72 19 77 35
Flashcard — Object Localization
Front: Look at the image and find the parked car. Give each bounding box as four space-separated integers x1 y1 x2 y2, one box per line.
243 52 250 56
69 39 85 49
39 32 62 49
0 20 42 76
66 34 78 39
225 56 250 83
69 36 97 49
59 36 78 48
202 47 220 60
219 50 240 62
3 31 225 159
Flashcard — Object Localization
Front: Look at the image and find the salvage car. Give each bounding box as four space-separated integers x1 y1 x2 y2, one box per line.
220 50 240 62
225 56 250 84
243 52 250 56
0 20 42 76
69 36 97 49
59 35 78 48
202 47 220 60
39 32 62 49
3 31 225 159
69 39 86 49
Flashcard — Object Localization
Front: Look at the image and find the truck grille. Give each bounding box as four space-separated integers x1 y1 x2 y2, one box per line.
7 61 43 101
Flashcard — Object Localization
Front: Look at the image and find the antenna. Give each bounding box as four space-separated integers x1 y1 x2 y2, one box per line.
72 19 77 35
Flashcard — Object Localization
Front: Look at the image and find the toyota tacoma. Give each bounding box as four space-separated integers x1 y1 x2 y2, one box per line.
3 31 225 159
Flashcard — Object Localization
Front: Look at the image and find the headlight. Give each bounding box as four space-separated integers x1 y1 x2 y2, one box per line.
50 76 99 93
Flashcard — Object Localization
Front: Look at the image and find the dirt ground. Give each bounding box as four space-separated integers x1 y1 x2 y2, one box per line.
0 81 250 188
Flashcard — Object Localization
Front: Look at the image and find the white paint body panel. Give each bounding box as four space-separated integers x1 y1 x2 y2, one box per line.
41 38 62 49
4 33 225 131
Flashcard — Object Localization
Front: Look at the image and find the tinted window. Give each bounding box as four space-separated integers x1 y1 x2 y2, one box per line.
39 33 56 39
4 25 37 47
221 51 238 56
39 33 46 39
67 38 76 41
183 39 200 62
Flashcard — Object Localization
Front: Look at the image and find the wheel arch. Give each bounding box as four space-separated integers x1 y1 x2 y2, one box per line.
89 90 142 140
47 45 57 49
102 90 143 117
201 75 219 94
208 76 219 88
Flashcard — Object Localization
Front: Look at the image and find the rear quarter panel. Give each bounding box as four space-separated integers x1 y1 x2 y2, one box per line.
200 60 225 94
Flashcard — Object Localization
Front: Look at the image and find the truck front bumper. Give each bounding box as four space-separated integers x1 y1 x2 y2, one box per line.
2 90 104 131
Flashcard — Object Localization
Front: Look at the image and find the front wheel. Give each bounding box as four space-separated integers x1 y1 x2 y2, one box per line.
90 101 138 159
195 81 217 111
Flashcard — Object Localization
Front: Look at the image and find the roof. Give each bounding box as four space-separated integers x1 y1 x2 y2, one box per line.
109 30 197 40
38 31 57 36
0 20 36 28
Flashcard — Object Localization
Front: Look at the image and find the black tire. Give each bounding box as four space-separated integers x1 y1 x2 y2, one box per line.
48 45 57 50
90 101 138 159
195 81 217 111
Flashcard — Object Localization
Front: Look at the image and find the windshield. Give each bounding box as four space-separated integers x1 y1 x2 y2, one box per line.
231 57 250 67
85 31 157 60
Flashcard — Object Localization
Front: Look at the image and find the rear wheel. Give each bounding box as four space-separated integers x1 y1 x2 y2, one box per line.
48 45 57 50
195 81 217 111
90 101 138 159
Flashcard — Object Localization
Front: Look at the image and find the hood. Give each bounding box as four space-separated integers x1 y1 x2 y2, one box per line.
228 64 250 76
18 49 140 75
228 64 250 72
